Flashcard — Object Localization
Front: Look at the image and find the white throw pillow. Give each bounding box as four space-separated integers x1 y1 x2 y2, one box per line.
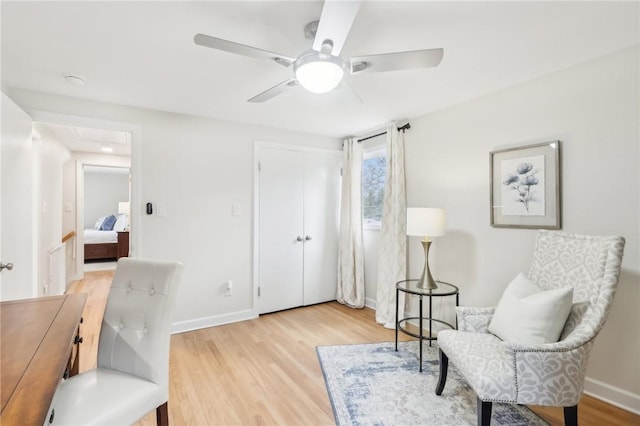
94 216 107 230
113 214 128 232
488 273 573 344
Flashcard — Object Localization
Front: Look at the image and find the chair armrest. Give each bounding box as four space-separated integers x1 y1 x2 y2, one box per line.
503 336 594 406
456 306 495 332
504 332 588 352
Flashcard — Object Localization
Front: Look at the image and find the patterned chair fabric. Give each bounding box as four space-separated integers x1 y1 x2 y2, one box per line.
437 231 625 417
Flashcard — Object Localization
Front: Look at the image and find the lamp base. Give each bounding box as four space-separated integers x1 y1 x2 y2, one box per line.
417 239 438 290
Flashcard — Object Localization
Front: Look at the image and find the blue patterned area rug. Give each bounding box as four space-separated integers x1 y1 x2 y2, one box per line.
317 341 549 426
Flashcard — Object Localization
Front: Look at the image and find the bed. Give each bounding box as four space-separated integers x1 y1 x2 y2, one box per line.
84 214 129 261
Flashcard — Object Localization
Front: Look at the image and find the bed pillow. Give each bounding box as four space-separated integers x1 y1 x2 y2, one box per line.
488 273 573 344
94 216 107 230
100 214 117 231
113 214 128 232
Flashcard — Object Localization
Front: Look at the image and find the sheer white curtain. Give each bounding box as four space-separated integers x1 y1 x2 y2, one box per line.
337 137 365 308
375 125 407 328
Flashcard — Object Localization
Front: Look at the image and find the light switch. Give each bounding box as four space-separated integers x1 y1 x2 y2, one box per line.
232 204 241 217
65 202 73 212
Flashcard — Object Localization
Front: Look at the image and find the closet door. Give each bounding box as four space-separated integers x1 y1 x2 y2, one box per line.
257 144 342 314
257 148 304 314
302 151 341 305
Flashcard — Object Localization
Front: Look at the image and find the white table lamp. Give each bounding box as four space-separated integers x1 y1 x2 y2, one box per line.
118 201 130 216
407 207 446 289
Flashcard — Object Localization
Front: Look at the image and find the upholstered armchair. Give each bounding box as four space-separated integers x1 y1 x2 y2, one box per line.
49 258 184 426
436 231 625 426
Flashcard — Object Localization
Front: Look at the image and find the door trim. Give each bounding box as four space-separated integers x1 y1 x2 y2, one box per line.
22 110 141 280
253 141 342 315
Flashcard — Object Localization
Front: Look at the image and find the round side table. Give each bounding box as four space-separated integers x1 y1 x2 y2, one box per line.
395 279 459 372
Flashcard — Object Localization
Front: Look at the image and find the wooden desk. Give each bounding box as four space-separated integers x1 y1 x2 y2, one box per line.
0 294 86 425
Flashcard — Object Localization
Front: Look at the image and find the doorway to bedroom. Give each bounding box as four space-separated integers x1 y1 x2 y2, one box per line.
83 165 130 271
31 121 133 280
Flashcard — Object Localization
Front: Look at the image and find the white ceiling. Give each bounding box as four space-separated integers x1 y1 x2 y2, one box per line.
2 1 638 138
32 122 131 156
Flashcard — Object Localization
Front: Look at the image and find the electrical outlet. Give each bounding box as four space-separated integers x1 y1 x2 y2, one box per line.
225 280 232 297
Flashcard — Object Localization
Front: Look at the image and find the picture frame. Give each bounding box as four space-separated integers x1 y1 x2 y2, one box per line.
490 141 561 229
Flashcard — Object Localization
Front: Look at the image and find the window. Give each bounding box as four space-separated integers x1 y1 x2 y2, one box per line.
362 147 387 229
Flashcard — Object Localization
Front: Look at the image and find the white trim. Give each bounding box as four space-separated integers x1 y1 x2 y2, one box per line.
22 110 141 278
171 309 257 334
255 140 343 155
363 145 386 159
363 221 382 231
584 376 640 415
365 296 377 310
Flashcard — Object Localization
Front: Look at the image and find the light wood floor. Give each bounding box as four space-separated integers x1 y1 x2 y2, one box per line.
69 271 640 426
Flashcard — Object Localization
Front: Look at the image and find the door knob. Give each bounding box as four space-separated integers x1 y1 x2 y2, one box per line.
0 262 13 272
305 235 312 241
296 236 303 242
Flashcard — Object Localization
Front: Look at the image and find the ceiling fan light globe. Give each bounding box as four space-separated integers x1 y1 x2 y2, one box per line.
294 53 344 94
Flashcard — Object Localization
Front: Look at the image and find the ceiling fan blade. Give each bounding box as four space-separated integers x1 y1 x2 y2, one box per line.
350 48 444 74
247 78 298 103
194 33 295 67
312 0 361 55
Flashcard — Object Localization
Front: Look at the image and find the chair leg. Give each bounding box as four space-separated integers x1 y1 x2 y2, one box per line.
156 402 169 426
435 349 448 395
564 405 578 426
477 397 492 426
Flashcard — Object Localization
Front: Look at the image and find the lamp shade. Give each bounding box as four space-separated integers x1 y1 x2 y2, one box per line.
406 207 446 237
118 201 130 216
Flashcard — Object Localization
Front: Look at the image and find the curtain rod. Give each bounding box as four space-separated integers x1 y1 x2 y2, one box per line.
357 122 411 143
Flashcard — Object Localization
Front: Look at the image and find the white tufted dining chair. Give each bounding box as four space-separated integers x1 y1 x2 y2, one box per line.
49 258 183 426
435 231 625 426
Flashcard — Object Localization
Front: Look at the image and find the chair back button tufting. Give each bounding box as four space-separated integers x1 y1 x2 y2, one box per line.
149 288 155 295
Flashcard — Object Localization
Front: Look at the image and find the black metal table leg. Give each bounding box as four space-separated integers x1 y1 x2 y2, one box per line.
428 290 433 347
419 295 423 372
395 287 399 351
455 293 459 329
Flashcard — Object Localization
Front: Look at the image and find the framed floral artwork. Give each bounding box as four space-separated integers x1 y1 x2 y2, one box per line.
490 141 561 229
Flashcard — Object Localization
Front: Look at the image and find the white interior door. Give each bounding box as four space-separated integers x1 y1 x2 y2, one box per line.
303 151 341 305
1 93 36 301
258 148 304 314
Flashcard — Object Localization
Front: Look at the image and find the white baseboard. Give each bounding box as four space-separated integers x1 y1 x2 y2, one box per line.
365 297 376 310
584 376 640 415
171 309 257 334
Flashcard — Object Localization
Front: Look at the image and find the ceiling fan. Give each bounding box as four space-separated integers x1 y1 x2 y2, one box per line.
194 0 443 103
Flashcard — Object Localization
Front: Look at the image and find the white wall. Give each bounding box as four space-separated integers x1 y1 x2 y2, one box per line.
62 158 77 282
35 135 70 296
6 88 340 331
403 46 639 411
84 169 129 228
